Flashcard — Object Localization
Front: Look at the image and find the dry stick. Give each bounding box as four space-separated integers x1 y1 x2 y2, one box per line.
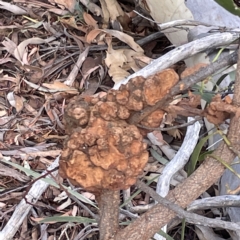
97 190 120 240
135 180 240 232
115 46 240 240
137 116 202 131
128 50 238 125
187 195 240 211
64 47 90 86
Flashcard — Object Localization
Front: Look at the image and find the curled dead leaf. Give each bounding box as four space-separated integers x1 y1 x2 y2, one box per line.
49 0 76 12
7 92 23 112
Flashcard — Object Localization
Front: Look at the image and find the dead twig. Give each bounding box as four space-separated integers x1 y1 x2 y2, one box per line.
64 47 90 86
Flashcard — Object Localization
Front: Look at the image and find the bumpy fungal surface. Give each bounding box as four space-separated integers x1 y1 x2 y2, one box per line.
204 95 232 125
60 118 148 193
60 69 179 193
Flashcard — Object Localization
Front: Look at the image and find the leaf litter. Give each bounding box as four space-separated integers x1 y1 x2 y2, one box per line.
0 0 226 239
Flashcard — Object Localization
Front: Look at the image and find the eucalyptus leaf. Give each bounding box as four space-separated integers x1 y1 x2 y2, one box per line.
150 148 169 165
193 91 215 103
39 216 96 223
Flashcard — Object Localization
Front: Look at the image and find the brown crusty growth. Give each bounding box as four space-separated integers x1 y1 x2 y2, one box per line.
204 95 231 125
60 69 179 193
60 117 148 193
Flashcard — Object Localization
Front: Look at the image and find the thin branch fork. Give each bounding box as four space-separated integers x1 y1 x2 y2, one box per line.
135 180 240 232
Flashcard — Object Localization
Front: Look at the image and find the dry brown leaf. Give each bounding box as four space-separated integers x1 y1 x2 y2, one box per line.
49 0 76 12
0 202 6 208
108 65 130 82
99 0 110 27
14 38 45 63
60 17 88 33
86 29 103 43
80 66 100 88
105 48 127 67
24 150 62 158
0 116 15 126
0 1 27 15
86 29 143 52
57 198 71 210
105 48 131 82
42 81 78 94
152 131 164 143
83 12 98 29
122 49 150 72
0 57 15 64
133 55 152 65
0 162 29 182
0 109 7 117
48 8 69 15
81 191 95 200
123 49 146 63
104 0 124 20
105 29 143 52
24 64 44 83
82 57 100 75
2 38 17 55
